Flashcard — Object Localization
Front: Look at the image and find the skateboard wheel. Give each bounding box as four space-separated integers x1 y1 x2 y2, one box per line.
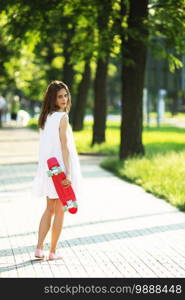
47 170 53 177
69 207 78 214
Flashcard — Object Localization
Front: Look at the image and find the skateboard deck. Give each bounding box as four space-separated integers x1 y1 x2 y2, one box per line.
47 157 78 214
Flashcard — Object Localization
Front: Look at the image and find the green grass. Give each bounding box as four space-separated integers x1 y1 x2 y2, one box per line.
149 112 185 119
74 120 185 211
27 118 39 130
74 121 120 154
28 118 185 211
101 151 185 211
97 123 185 211
143 125 185 156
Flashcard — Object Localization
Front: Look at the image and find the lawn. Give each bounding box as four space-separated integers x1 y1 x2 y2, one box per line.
74 121 185 211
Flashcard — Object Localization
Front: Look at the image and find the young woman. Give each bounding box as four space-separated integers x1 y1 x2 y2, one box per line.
32 80 82 260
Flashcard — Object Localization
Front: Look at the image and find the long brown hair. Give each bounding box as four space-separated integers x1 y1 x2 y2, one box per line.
38 80 72 129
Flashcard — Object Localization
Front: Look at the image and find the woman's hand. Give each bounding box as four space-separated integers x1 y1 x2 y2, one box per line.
61 176 71 188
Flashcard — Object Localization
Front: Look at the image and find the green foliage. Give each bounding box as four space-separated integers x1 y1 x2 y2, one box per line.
0 0 185 101
148 0 185 71
27 118 39 130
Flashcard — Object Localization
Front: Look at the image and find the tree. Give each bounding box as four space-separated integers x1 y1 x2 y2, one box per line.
72 58 91 131
119 0 149 159
119 0 185 159
0 0 97 125
92 0 113 145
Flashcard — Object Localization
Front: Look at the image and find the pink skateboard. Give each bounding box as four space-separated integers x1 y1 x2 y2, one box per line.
47 157 78 214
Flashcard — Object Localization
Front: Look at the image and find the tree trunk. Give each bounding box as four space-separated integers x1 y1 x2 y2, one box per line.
92 0 112 145
171 94 179 115
0 110 2 128
120 0 149 159
62 27 75 123
45 44 56 82
92 55 109 144
72 59 91 131
63 49 75 90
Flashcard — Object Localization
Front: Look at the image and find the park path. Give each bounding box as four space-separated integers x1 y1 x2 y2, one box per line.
0 125 185 278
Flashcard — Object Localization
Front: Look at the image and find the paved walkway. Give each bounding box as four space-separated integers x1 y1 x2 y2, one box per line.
0 126 185 278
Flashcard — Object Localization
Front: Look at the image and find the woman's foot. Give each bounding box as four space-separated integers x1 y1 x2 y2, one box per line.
35 249 45 259
48 252 62 260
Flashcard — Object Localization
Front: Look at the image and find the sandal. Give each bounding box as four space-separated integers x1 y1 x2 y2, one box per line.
35 249 45 259
48 252 62 260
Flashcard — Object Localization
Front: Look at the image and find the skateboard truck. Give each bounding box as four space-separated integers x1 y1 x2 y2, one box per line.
47 166 63 177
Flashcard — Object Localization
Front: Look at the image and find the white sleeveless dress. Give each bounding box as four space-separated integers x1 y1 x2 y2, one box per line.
31 111 83 201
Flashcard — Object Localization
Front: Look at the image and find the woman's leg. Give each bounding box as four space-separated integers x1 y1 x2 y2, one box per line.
36 197 56 250
50 199 65 253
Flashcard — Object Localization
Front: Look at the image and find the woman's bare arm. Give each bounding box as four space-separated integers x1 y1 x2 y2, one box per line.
59 114 71 185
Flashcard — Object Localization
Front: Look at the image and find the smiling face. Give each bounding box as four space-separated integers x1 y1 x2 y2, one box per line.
55 88 68 111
